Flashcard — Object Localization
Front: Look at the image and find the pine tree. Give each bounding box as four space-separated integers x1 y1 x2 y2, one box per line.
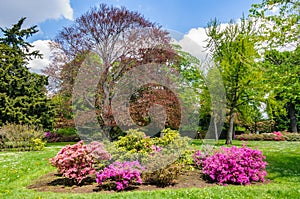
0 18 54 129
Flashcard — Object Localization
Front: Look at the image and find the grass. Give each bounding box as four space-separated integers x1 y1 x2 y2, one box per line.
0 140 299 199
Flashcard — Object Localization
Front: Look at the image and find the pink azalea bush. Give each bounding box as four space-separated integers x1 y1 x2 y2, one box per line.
50 141 110 184
96 161 145 191
202 145 267 185
273 131 284 141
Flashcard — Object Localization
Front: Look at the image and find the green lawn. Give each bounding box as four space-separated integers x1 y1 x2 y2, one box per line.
0 141 299 199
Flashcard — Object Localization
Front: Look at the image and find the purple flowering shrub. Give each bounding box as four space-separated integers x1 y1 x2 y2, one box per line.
96 161 145 191
44 131 60 142
50 141 111 184
202 145 267 185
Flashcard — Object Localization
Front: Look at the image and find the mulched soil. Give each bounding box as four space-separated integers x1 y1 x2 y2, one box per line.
27 170 216 194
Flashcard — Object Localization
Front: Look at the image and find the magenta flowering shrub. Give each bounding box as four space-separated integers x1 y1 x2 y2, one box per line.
193 145 215 169
273 131 284 141
96 161 145 191
202 146 267 185
50 141 110 184
193 150 207 168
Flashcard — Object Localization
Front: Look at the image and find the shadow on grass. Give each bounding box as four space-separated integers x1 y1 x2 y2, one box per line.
265 154 300 183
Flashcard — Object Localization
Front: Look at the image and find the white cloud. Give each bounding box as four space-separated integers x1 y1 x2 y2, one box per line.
0 0 73 28
28 40 51 74
178 27 209 61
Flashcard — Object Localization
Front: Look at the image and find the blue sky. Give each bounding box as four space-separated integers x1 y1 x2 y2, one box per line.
0 0 261 41
0 0 261 72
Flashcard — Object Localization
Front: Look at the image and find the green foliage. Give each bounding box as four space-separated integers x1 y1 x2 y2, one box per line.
0 141 300 198
249 0 299 47
236 132 300 141
0 18 55 129
206 17 264 144
154 128 180 146
56 127 77 136
31 138 46 151
283 132 300 141
115 129 154 153
142 163 182 187
0 123 46 151
262 47 300 132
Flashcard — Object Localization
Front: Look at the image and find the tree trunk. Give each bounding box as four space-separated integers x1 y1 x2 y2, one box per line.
288 102 298 133
226 108 235 145
213 116 219 144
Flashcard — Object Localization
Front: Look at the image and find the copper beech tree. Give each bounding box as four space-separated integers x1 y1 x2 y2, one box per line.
45 4 187 139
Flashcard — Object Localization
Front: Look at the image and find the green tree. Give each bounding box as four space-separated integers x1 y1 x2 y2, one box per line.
263 46 300 132
206 18 263 144
0 18 54 129
249 0 299 48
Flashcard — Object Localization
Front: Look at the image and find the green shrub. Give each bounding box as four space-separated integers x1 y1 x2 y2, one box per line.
282 132 300 141
142 162 182 187
115 129 154 153
235 134 264 141
31 138 46 151
153 128 180 146
0 123 46 151
56 127 77 136
262 133 276 141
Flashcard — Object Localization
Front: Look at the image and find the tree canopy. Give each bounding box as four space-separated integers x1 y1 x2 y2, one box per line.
0 18 54 129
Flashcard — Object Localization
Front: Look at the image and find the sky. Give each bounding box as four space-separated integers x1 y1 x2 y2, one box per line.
0 0 262 73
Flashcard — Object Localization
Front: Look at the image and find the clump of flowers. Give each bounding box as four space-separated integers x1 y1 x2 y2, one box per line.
87 141 112 162
50 141 110 184
44 131 60 142
193 144 215 169
202 145 267 185
273 131 284 141
96 161 145 191
151 145 162 153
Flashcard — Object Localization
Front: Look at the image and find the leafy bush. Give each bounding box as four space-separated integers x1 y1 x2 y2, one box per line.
44 129 80 142
235 134 264 141
115 129 154 153
96 161 144 191
202 145 267 185
283 132 300 141
153 128 181 146
142 162 182 187
0 123 46 151
31 138 46 151
44 131 60 142
273 131 284 141
235 131 290 141
50 141 111 184
56 127 77 136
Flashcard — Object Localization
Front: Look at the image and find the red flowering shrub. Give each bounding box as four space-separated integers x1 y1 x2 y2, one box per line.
202 145 267 185
50 141 110 184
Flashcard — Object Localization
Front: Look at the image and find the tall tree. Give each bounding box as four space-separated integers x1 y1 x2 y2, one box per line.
250 0 300 133
249 0 299 48
206 18 263 144
46 4 178 139
263 46 300 132
0 18 54 128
